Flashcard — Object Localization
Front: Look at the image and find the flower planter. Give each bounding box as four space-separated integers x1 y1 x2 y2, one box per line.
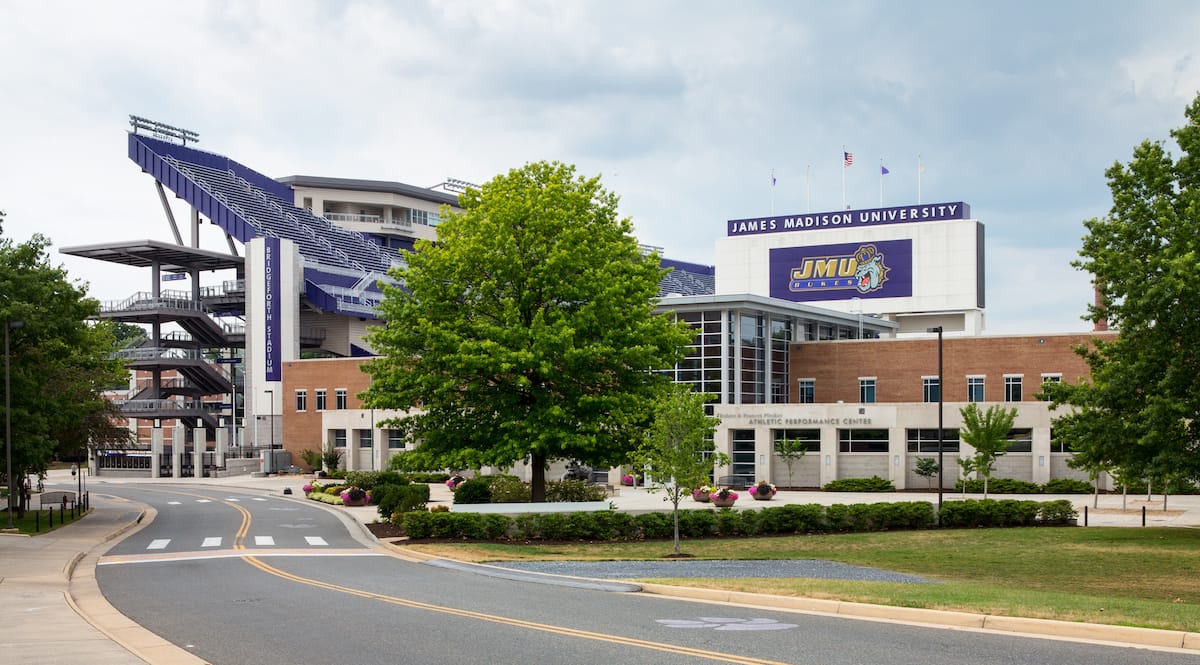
342 498 368 507
711 498 737 508
692 492 710 502
751 491 776 501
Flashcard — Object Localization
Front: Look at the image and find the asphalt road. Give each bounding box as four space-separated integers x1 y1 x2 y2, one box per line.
94 484 1199 665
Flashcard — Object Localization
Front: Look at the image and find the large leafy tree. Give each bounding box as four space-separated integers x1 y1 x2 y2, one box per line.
1045 93 1200 487
363 162 693 501
634 384 727 555
1 211 131 511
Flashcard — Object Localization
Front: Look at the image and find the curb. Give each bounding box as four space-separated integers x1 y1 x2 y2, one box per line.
634 583 1200 651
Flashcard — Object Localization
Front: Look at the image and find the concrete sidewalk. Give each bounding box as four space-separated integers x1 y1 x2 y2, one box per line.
3 470 1199 665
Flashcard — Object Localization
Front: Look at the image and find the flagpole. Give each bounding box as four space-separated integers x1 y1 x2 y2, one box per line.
918 154 922 204
841 145 846 209
806 164 811 213
879 158 884 206
771 168 775 215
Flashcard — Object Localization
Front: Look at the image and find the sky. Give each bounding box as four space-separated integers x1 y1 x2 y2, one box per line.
2 1 1199 334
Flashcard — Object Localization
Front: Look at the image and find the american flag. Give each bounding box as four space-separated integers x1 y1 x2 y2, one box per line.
843 151 854 167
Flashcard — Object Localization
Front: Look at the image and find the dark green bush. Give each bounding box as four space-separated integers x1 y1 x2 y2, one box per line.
546 480 608 502
376 483 431 518
954 478 1041 494
714 508 744 536
1041 478 1094 494
453 479 492 504
822 476 896 492
402 472 451 484
1114 478 1200 495
345 470 410 494
677 509 718 538
1038 499 1079 524
634 512 673 539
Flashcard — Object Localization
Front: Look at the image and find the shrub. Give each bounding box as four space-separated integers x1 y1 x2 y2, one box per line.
677 509 717 538
404 472 452 484
453 478 492 504
298 449 322 470
954 477 1041 494
1041 478 1094 494
308 492 343 506
429 504 450 513
545 479 608 502
345 470 409 494
634 511 673 539
822 476 895 492
321 450 343 471
480 475 530 503
323 485 347 496
376 484 431 518
1038 499 1079 525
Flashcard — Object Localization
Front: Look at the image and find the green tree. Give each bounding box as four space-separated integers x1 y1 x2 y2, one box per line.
362 162 694 502
774 436 810 489
914 456 940 490
1 211 132 513
1047 93 1200 487
634 384 727 556
958 403 1016 499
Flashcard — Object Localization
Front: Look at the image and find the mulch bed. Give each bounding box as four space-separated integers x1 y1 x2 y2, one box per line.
366 521 407 539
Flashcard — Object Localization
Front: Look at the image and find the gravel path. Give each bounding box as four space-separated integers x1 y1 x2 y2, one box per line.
491 559 935 584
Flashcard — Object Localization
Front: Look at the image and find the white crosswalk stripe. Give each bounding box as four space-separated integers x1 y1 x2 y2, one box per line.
143 535 340 551
304 536 328 546
254 535 275 546
201 537 222 548
166 501 182 505
147 539 170 550
225 498 241 502
251 497 267 502
195 499 211 503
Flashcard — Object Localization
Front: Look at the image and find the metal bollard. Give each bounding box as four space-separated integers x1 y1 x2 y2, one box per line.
1083 505 1088 527
1142 505 1146 527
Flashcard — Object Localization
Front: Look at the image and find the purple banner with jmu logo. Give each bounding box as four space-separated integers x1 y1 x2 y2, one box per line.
769 239 913 303
728 201 969 237
264 237 281 381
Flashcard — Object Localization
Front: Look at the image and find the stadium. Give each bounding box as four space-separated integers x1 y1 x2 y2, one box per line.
64 117 1101 490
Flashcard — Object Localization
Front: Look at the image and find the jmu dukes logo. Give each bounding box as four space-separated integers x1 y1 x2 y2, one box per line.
788 244 890 294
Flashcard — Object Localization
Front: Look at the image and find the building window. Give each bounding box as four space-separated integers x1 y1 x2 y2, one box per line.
730 429 757 483
315 389 327 411
838 429 889 453
387 430 405 449
1050 431 1071 453
966 376 984 402
772 428 821 452
332 429 346 448
335 388 348 410
922 377 940 403
1004 375 1023 402
796 379 815 404
905 428 961 452
295 390 306 412
359 429 373 448
859 378 876 403
1006 428 1033 452
1039 374 1062 400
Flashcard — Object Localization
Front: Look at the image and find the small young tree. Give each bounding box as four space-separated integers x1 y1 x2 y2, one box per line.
959 403 1017 499
774 437 809 489
635 385 728 556
957 457 976 498
914 457 940 489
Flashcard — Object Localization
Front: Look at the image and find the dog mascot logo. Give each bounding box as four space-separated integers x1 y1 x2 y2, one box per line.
788 243 890 294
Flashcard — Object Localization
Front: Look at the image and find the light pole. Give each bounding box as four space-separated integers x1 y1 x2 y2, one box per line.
927 326 944 520
5 320 24 530
265 388 275 473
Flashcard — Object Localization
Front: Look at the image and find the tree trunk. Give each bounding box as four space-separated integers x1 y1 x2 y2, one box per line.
531 452 547 502
672 499 681 555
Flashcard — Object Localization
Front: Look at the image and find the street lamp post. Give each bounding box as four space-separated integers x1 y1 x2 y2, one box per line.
927 326 945 520
264 388 275 473
5 320 24 530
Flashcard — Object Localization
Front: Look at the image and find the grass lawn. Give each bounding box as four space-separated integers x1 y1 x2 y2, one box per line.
402 527 1200 632
1 505 89 535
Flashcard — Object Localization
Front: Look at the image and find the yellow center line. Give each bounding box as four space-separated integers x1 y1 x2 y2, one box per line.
134 486 789 664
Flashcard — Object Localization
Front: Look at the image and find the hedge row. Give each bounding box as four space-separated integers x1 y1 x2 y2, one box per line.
394 499 1077 541
954 478 1096 494
395 500 937 541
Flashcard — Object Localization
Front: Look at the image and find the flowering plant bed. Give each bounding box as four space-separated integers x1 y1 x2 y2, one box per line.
692 486 714 502
340 486 370 507
750 481 777 501
709 488 739 507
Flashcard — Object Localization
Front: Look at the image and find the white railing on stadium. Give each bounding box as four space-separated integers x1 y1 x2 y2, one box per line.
102 291 206 314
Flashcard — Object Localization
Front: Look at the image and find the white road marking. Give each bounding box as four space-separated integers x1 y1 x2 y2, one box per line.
225 498 241 502
254 535 275 546
251 497 267 501
305 536 328 546
201 537 222 548
195 499 211 503
147 539 170 550
98 550 383 565
657 618 798 631
166 501 182 505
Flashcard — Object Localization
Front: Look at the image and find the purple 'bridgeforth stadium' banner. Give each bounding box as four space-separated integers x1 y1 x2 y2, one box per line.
769 239 913 303
264 237 281 381
728 201 969 237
